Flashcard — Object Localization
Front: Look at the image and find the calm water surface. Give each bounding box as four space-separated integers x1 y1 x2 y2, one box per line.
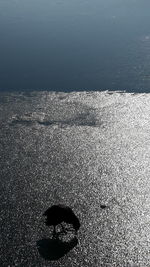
1 91 150 266
0 0 150 92
1 1 150 265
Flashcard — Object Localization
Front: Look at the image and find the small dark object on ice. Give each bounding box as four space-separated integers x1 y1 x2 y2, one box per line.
100 204 107 209
43 204 80 236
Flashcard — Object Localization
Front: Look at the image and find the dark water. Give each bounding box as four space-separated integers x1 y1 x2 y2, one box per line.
1 0 150 92
1 2 150 265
